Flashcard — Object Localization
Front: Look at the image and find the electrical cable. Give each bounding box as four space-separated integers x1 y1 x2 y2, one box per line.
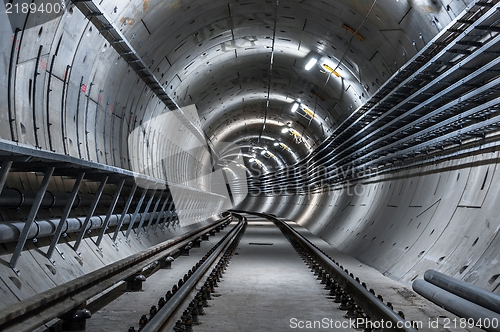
259 0 279 143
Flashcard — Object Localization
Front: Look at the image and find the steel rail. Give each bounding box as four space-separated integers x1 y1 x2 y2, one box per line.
0 214 233 332
0 137 225 202
300 95 500 188
295 0 489 168
364 113 500 166
250 212 418 332
310 0 498 157
322 65 500 170
142 214 247 332
306 24 500 174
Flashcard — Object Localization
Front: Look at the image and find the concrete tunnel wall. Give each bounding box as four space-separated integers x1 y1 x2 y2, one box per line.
237 149 500 294
0 4 229 310
0 3 227 220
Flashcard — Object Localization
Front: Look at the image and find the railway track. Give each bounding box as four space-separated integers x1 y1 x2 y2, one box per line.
0 212 460 332
259 213 419 332
0 213 236 332
140 211 419 332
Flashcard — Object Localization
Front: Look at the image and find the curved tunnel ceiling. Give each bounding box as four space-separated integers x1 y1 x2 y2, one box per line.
97 0 464 171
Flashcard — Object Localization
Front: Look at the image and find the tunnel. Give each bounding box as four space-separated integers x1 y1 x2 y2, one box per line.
1 0 500 331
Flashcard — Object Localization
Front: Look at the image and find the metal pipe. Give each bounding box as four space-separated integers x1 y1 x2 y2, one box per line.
413 279 500 332
0 188 124 209
143 217 245 332
424 269 500 314
0 212 160 244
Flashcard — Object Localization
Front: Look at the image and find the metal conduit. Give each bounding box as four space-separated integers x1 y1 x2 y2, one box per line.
424 269 500 315
0 214 233 332
0 211 171 244
0 188 127 209
413 280 500 332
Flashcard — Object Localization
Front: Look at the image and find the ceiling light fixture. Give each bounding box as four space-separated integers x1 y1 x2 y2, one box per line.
281 128 289 133
291 102 299 113
305 57 318 71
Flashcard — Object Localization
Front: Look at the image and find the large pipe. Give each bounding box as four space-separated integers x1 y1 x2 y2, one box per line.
413 280 500 332
0 211 171 243
424 269 500 314
0 188 127 209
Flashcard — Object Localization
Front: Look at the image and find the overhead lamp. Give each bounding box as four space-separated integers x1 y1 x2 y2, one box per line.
249 158 255 162
260 150 267 155
273 142 279 146
281 128 289 133
305 57 318 70
291 102 299 113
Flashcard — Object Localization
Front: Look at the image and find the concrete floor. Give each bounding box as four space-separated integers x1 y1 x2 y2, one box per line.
194 215 480 332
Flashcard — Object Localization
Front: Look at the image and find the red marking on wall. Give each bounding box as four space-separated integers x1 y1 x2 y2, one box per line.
109 103 114 112
98 93 102 103
39 59 47 71
81 84 87 93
